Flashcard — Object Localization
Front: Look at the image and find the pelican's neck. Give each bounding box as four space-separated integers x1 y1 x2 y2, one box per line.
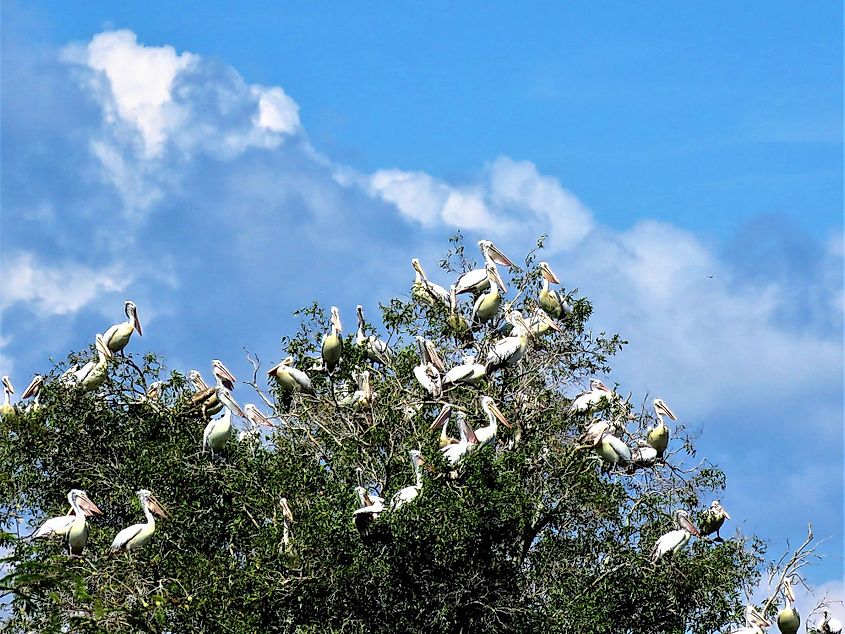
69 493 86 525
542 277 550 293
412 457 422 487
482 402 498 433
141 497 156 527
2 389 9 405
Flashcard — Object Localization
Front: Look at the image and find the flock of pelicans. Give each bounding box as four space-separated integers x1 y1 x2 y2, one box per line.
2 240 840 633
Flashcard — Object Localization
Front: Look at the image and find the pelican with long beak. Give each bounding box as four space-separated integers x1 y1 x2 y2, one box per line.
454 240 515 295
32 489 102 556
651 509 700 561
110 489 168 552
352 485 385 537
524 306 563 336
441 411 479 465
647 398 676 459
70 334 113 392
239 403 275 441
470 263 507 324
411 258 450 306
20 374 44 413
188 360 237 419
356 305 393 365
413 338 443 399
537 262 566 318
698 500 731 542
485 311 532 371
268 356 314 394
321 306 343 372
102 300 143 353
729 605 771 634
429 405 457 448
442 354 487 387
446 285 470 339
568 379 615 414
475 396 511 447
203 387 245 454
390 450 424 510
0 376 14 417
776 578 800 634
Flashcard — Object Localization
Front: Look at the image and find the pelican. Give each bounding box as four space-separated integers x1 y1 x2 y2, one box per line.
352 485 385 537
203 387 245 454
20 374 44 412
355 305 393 365
650 509 700 562
538 262 565 318
454 240 515 295
267 356 314 394
189 360 236 419
475 396 511 448
321 306 343 372
110 489 168 552
442 355 486 387
698 500 731 542
524 306 563 336
411 258 450 306
776 578 800 634
341 371 375 410
441 411 479 465
627 441 658 470
68 334 113 392
485 311 532 371
446 285 470 338
729 606 771 634
470 263 507 324
568 379 614 414
413 336 443 398
239 403 275 441
102 300 143 353
0 376 14 417
818 612 843 634
647 398 676 459
579 421 610 448
32 489 102 556
596 432 631 465
390 450 423 510
429 405 457 448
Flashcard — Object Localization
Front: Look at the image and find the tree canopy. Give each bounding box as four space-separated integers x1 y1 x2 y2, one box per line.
0 236 828 633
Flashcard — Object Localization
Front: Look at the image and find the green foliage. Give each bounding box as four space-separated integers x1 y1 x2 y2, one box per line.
0 237 765 633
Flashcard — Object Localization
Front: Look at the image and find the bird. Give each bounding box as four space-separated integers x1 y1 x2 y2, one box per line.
239 403 275 441
390 450 424 510
411 258 450 306
321 306 343 372
568 379 615 414
188 360 237 419
339 371 375 410
523 306 563 336
627 441 658 470
413 336 444 398
110 489 168 552
429 405 457 448
441 411 478 465
475 396 511 448
596 432 631 465
355 305 393 365
352 485 385 537
651 509 700 562
203 387 245 454
454 240 515 295
446 285 471 339
470 263 507 324
647 398 676 459
817 611 843 634
267 356 314 394
776 578 800 634
0 376 14 417
537 261 567 319
32 489 102 556
20 374 44 412
67 334 113 392
698 500 731 542
442 354 487 387
729 605 771 634
485 311 533 371
101 300 143 353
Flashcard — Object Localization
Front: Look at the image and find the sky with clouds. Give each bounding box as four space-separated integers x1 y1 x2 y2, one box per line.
1 0 842 609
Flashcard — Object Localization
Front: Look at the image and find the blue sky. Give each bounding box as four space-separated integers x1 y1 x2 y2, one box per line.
2 0 842 611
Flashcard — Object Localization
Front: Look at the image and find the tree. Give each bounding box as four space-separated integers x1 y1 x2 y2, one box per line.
0 236 822 633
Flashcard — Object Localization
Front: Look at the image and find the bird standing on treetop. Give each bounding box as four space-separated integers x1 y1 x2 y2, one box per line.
537 261 565 318
0 376 14 417
454 240 515 295
698 500 731 542
32 489 102 556
651 509 700 561
321 306 343 372
776 578 800 634
411 258 450 306
102 300 143 353
110 489 168 552
647 398 676 459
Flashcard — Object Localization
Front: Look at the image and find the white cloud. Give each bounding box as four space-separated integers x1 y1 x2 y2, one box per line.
252 85 300 135
369 168 452 226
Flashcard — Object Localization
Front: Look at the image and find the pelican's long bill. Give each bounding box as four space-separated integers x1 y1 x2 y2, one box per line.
147 493 169 519
654 398 677 421
95 334 113 359
539 261 561 284
217 388 245 419
486 400 512 429
245 404 275 428
678 512 700 537
429 405 453 431
330 306 343 334
2 376 14 395
21 375 43 399
77 492 103 517
212 360 237 390
484 241 515 268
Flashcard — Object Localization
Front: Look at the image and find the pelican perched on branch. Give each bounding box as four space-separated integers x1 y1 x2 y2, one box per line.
729 606 770 634
524 306 563 336
446 285 470 338
776 578 800 634
470 263 507 325
352 485 385 537
356 305 393 365
475 396 511 448
441 411 478 465
429 405 457 448
454 240 515 295
66 335 113 392
239 403 275 441
412 258 449 306
321 306 343 372
568 379 614 414
203 387 245 454
597 432 631 465
698 500 731 542
413 336 444 398
537 262 566 318
390 450 424 510
442 355 486 387
268 356 314 394
485 311 532 371
102 300 142 353
0 376 14 417
20 374 44 412
32 489 102 556
110 489 168 552
651 509 700 561
647 398 676 459
188 360 237 419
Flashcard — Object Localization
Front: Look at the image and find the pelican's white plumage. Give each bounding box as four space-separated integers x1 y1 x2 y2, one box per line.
569 379 614 414
203 387 245 453
321 306 343 372
485 312 532 371
0 376 14 417
268 356 314 394
32 489 102 555
110 489 168 552
454 240 514 295
411 258 450 306
102 300 143 353
442 355 486 387
390 450 423 510
475 396 511 448
651 509 700 562
441 411 478 465
355 305 393 365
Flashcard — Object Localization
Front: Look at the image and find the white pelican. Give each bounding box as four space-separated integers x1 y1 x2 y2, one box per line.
580 421 610 447
102 300 143 353
239 403 275 441
446 285 470 338
352 485 385 537
356 305 393 365
442 354 486 387
776 578 800 634
20 374 44 412
596 432 631 465
69 334 113 392
413 337 443 398
321 306 343 372
568 379 614 414
454 240 515 295
524 306 563 336
340 371 375 410
189 360 236 418
647 398 676 459
485 311 532 371
267 356 314 394
203 387 245 454
650 509 700 562
390 450 423 510
429 405 457 448
470 263 507 324
698 500 731 542
110 489 168 552
628 441 658 469
0 376 14 417
537 262 566 318
32 489 102 556
729 605 770 634
441 411 478 465
818 611 843 634
475 396 511 448
411 258 450 306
